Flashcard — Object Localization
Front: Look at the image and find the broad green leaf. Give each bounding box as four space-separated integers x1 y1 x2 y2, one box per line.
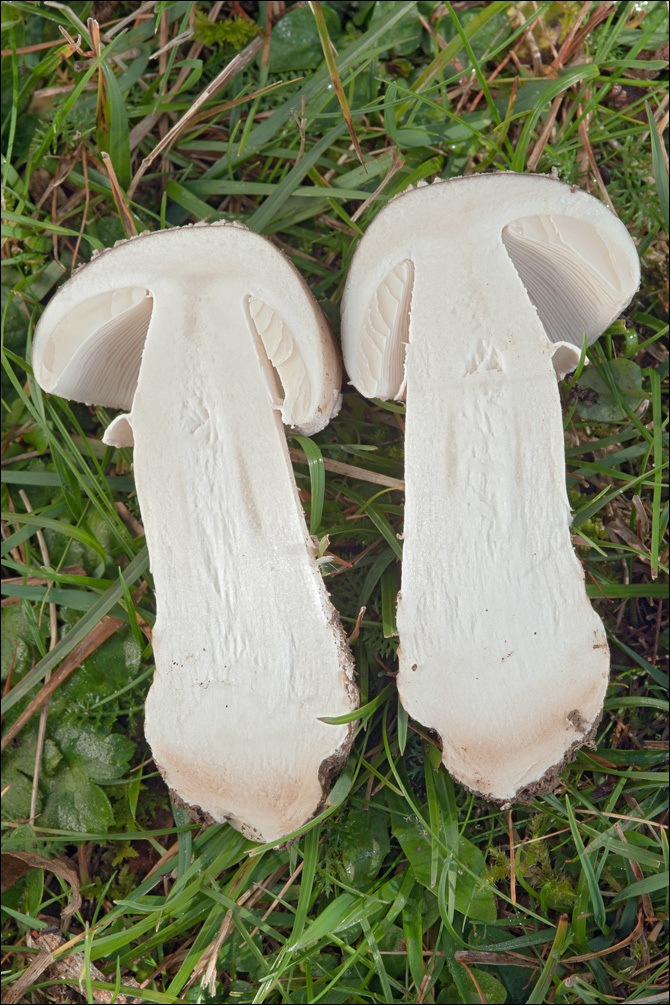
375 922 409 979
572 358 646 422
1 760 38 821
52 720 135 781
443 930 508 1003
2 718 61 779
238 2 417 158
41 766 114 833
367 0 422 57
219 930 264 978
340 808 391 887
452 969 506 1004
1 510 107 565
1 605 45 682
47 625 142 719
391 811 496 922
269 5 342 72
468 969 507 1004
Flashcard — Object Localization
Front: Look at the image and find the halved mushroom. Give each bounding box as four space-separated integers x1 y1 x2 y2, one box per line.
341 173 639 803
32 222 358 842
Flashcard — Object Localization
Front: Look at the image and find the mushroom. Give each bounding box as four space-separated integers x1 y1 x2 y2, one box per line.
341 173 639 803
32 222 359 842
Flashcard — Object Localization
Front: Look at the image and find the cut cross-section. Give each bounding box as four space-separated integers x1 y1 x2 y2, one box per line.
32 223 359 842
341 173 639 803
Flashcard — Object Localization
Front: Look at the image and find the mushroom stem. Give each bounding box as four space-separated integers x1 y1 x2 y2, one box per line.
130 293 354 839
133 291 355 840
400 267 600 799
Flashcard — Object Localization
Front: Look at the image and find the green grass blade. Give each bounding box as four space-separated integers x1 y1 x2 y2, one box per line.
610 872 669 904
565 796 609 935
293 435 325 534
290 825 320 947
247 123 347 234
380 564 399 638
646 102 669 231
526 914 570 1004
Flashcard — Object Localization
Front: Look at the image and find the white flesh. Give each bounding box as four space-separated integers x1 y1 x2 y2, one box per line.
32 224 358 842
341 174 639 802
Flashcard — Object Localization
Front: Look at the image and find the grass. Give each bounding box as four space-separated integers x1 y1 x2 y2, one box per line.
1 1 668 1003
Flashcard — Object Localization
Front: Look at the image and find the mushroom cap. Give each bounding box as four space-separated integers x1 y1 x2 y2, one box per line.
32 222 342 436
342 172 640 399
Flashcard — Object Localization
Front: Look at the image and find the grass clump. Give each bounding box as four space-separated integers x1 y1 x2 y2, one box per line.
2 2 668 1003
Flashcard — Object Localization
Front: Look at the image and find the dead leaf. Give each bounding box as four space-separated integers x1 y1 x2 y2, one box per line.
0 852 81 920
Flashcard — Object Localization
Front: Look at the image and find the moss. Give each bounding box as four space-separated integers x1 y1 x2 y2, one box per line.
193 11 261 51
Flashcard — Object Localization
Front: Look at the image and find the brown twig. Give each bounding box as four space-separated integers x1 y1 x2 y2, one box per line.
114 501 145 537
347 606 367 645
17 491 59 824
100 151 137 236
70 144 90 273
458 960 488 1004
248 860 304 940
2 566 86 602
185 77 305 132
2 646 19 706
187 863 288 994
468 43 520 113
566 912 645 963
261 0 274 69
289 446 404 490
3 488 27 566
143 839 178 881
105 1 158 38
0 522 25 568
34 151 76 212
577 109 616 211
290 95 307 165
526 94 564 171
158 8 170 180
127 3 224 152
309 1 366 170
351 151 405 223
1 38 70 56
455 950 538 968
7 930 143 1005
549 2 616 71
